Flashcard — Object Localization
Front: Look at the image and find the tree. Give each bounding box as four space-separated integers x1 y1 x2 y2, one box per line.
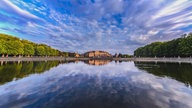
178 36 192 57
118 53 122 58
23 43 35 56
35 45 45 56
44 46 51 56
134 33 192 57
0 33 63 57
0 40 6 57
59 52 69 57
6 40 24 56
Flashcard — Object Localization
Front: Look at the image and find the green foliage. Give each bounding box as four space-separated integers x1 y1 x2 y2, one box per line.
122 54 133 58
59 52 69 57
35 45 46 56
0 39 6 55
23 43 35 56
0 33 20 41
134 33 192 57
6 40 24 56
178 36 192 56
0 33 69 57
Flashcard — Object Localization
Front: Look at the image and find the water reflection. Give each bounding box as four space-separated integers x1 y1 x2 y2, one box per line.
0 60 112 85
84 59 111 66
0 61 60 85
0 61 192 108
135 62 192 86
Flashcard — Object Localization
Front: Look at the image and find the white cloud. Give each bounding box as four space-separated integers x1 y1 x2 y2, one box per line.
1 0 192 54
152 0 192 19
0 0 41 20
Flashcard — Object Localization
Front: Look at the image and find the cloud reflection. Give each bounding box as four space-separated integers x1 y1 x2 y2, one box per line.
0 62 192 108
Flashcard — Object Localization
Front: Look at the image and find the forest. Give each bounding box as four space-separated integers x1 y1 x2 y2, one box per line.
0 33 73 57
134 33 192 57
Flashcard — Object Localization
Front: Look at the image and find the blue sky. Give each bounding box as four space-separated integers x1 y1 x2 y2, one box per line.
0 0 192 54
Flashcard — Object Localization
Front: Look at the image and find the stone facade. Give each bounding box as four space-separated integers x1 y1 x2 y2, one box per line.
75 53 80 58
84 51 112 58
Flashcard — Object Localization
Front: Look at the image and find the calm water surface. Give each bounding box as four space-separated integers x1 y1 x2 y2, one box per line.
0 60 192 108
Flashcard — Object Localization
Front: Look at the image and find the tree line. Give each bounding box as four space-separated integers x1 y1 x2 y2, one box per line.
0 34 74 57
134 33 192 57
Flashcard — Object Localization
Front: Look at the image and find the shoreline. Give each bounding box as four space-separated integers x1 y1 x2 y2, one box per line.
0 57 192 63
0 57 90 62
135 57 192 63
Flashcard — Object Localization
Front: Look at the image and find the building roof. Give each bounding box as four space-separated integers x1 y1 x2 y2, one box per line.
84 50 110 54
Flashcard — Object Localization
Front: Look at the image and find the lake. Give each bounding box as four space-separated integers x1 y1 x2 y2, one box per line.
0 60 192 108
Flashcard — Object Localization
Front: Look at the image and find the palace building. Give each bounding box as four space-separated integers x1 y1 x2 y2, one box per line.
83 51 112 58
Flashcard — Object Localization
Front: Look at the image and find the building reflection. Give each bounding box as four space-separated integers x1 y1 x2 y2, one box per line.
83 60 111 66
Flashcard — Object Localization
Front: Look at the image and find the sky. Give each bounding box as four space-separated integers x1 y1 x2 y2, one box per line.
0 0 192 54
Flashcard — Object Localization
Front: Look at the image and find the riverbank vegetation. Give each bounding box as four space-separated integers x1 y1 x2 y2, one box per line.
0 34 74 57
134 33 192 57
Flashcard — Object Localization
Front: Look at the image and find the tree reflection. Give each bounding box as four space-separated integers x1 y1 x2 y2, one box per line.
134 62 192 86
0 61 60 85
